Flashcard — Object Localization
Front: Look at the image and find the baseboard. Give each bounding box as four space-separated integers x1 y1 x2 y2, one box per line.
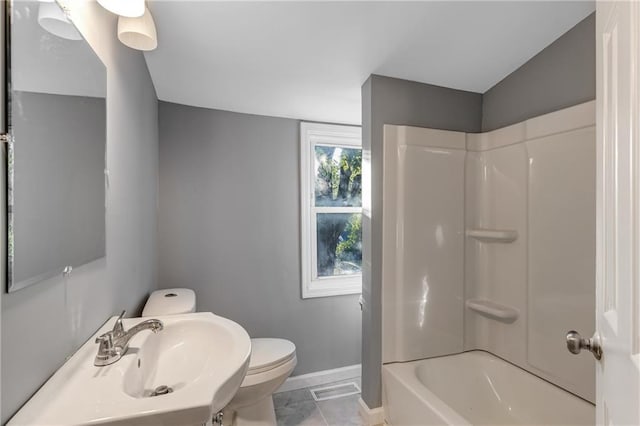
358 397 385 426
275 364 361 393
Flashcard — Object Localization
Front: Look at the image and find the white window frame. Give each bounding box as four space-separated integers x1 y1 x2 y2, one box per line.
300 122 362 299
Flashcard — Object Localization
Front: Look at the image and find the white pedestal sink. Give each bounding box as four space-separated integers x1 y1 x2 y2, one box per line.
8 312 251 426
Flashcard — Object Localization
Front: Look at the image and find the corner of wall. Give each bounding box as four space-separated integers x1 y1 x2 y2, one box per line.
360 74 482 409
481 12 596 131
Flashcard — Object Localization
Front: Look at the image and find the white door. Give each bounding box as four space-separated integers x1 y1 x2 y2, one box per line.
596 1 640 424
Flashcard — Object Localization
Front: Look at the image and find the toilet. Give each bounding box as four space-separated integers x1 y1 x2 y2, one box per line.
142 288 297 426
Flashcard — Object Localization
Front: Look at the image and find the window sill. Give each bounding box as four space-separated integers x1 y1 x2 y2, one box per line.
302 277 362 299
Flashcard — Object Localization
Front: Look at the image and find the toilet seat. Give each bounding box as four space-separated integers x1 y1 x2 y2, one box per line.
246 338 296 375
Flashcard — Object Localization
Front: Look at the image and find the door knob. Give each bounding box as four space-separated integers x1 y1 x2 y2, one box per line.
566 330 602 360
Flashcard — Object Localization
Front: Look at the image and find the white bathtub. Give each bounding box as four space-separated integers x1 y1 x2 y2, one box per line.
382 351 594 425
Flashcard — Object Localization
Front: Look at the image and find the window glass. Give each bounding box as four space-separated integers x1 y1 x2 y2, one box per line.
316 213 362 277
314 146 362 207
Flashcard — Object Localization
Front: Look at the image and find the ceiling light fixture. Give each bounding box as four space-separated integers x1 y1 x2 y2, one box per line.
37 2 82 41
117 7 158 51
97 0 145 18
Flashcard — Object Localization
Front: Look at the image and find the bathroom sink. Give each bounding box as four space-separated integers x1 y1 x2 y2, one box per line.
8 312 251 426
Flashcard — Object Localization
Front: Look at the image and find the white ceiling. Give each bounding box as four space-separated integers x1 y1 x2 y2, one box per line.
145 1 595 125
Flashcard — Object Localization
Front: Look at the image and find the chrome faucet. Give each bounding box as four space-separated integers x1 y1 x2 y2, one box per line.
94 310 164 366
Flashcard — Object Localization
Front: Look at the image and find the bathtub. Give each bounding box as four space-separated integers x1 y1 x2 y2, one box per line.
382 351 594 425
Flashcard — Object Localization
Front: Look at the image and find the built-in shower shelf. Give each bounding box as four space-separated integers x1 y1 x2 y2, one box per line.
466 229 518 243
465 299 519 323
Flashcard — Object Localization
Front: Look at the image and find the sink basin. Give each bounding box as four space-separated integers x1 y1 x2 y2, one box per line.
8 312 251 426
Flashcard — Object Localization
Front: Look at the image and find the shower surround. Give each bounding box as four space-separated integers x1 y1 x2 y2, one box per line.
380 101 596 425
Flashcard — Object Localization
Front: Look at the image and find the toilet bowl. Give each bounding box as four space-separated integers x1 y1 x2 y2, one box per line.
142 288 296 426
224 338 297 426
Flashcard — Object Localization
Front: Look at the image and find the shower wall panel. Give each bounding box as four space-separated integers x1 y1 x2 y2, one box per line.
463 142 529 366
527 126 596 401
382 125 466 363
465 101 596 402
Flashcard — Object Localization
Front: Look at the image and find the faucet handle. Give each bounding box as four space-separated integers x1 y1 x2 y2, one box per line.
95 332 113 348
94 332 118 366
113 310 126 336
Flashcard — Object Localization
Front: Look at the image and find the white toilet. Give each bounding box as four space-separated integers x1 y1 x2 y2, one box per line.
142 288 297 426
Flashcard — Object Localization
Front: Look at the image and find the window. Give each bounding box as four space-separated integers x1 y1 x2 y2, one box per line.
300 122 362 298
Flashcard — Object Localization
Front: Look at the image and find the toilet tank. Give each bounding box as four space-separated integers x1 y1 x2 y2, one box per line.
142 288 196 317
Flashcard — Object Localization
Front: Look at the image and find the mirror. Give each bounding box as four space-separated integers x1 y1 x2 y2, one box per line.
6 0 107 292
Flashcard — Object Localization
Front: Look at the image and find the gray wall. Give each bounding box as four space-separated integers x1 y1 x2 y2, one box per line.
361 75 482 408
1 3 159 422
158 102 362 376
12 92 105 285
482 12 595 131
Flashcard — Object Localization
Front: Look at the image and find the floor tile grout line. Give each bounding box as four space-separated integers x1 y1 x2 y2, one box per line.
274 378 363 426
315 389 362 426
314 399 330 426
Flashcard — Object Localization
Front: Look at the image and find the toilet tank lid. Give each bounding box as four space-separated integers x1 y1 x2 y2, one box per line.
142 288 196 317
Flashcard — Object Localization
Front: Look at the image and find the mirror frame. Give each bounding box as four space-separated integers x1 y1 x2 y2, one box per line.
3 0 12 292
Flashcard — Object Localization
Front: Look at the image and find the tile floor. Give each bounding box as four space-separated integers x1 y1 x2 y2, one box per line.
273 378 364 426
